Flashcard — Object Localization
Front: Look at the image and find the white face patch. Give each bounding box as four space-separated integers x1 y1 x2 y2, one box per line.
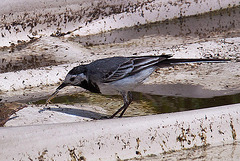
78 73 87 80
65 73 87 86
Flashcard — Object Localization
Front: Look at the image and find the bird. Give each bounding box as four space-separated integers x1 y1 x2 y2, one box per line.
46 55 229 118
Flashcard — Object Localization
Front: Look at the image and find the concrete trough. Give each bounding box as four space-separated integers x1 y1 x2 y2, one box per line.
1 0 240 160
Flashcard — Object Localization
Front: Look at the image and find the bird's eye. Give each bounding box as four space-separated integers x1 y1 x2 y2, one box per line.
70 77 75 82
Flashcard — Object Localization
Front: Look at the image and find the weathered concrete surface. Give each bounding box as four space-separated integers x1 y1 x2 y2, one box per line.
129 141 240 160
0 103 240 160
1 0 239 46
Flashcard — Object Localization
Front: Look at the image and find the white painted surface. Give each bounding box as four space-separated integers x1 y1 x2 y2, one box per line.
72 0 239 37
0 63 77 91
0 103 240 160
4 104 105 126
0 0 239 46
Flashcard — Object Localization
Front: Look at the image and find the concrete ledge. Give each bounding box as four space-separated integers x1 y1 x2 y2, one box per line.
1 0 239 46
1 103 239 160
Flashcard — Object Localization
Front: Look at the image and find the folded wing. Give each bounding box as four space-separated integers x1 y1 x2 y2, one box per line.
103 55 171 83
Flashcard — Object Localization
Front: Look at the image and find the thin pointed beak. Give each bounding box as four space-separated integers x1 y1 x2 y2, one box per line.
46 83 67 104
56 83 67 90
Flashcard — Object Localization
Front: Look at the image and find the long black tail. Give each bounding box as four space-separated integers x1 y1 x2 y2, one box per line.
129 54 232 67
158 58 231 67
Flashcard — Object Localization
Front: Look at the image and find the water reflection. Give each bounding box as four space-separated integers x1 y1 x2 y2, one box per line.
35 92 240 114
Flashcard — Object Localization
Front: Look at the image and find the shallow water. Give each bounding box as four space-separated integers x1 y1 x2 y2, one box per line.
34 91 240 115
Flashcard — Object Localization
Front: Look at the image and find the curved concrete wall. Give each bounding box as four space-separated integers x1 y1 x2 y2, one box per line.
1 0 239 46
0 103 240 160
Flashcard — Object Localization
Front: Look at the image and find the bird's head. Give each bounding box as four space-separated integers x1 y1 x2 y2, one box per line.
46 65 87 104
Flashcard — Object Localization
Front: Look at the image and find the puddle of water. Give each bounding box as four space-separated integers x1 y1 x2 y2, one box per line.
70 6 240 46
33 83 240 116
34 91 240 116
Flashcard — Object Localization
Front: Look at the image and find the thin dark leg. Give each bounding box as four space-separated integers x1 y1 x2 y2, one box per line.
109 91 132 118
119 91 132 118
109 103 128 118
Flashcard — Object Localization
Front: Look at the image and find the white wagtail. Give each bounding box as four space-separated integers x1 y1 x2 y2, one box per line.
46 55 229 118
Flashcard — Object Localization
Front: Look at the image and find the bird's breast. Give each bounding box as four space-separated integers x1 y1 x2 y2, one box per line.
79 80 101 93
